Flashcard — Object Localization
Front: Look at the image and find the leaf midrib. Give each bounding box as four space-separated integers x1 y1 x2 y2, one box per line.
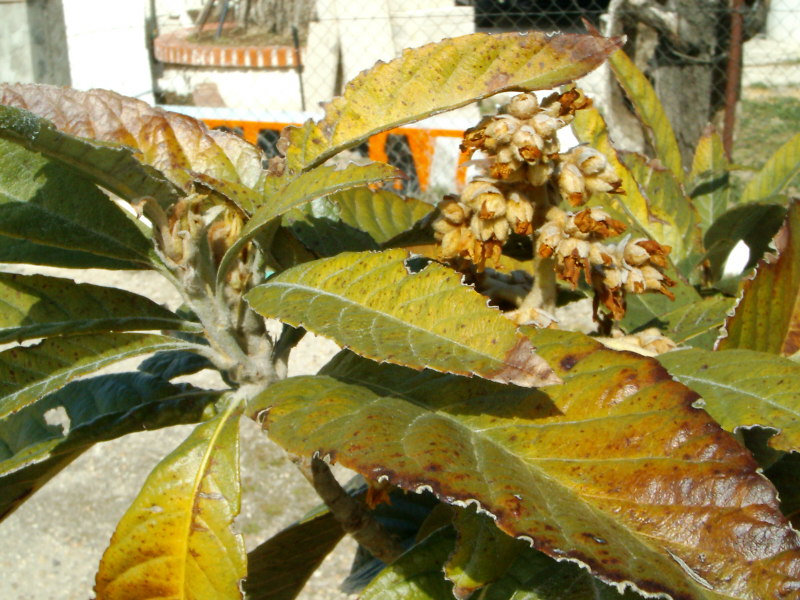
263 278 512 374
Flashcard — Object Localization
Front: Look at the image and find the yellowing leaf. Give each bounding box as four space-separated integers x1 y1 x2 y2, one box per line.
95 399 245 600
689 125 731 234
659 347 800 452
283 31 622 172
245 249 558 388
717 199 800 355
739 132 800 204
608 48 683 182
335 187 433 246
259 330 800 599
0 84 263 193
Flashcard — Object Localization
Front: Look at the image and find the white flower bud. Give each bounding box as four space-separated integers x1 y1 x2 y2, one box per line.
527 162 552 187
485 115 519 146
531 113 563 138
508 93 539 119
558 163 586 206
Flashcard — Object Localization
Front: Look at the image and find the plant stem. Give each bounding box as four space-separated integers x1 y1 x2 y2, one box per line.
298 457 405 564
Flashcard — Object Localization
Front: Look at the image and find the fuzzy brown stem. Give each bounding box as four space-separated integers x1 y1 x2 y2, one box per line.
300 457 405 564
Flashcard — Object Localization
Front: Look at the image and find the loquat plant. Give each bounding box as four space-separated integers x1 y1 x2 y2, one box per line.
0 29 799 600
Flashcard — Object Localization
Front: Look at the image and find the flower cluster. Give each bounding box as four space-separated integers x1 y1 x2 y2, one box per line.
537 206 674 319
432 88 674 324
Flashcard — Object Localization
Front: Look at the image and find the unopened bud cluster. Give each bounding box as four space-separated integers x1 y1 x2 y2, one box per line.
432 89 672 322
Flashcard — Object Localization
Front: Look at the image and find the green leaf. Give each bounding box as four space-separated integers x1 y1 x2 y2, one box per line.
688 126 731 234
0 103 181 208
634 295 735 349
138 350 214 381
481 546 641 599
95 398 245 599
282 31 622 172
245 249 559 388
0 138 153 268
703 202 786 285
284 197 380 257
360 528 455 600
765 452 800 528
0 372 216 521
446 507 525 599
608 48 683 182
0 272 198 343
739 132 800 204
244 511 345 600
217 162 400 286
259 329 800 599
342 489 443 594
621 282 700 334
0 333 196 419
336 188 433 246
659 347 800 453
0 84 264 193
717 200 800 355
622 151 701 269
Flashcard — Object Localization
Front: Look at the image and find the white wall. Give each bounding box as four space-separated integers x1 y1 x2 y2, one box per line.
61 0 154 102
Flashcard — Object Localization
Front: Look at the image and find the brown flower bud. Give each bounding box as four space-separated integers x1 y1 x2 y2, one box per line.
491 146 523 180
573 207 626 238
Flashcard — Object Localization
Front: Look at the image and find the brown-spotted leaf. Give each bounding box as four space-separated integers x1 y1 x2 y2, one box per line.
245 249 558 388
282 31 622 172
0 83 263 194
95 399 245 599
717 199 800 355
257 329 800 600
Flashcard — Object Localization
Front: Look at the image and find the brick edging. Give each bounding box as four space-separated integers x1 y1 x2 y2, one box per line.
154 29 299 68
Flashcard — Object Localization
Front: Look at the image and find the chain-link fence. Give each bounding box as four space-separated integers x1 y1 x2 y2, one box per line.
2 0 798 194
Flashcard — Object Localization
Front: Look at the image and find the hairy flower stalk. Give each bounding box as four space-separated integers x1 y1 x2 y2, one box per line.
433 89 673 325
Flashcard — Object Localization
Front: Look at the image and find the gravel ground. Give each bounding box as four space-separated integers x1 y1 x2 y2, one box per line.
0 267 354 600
